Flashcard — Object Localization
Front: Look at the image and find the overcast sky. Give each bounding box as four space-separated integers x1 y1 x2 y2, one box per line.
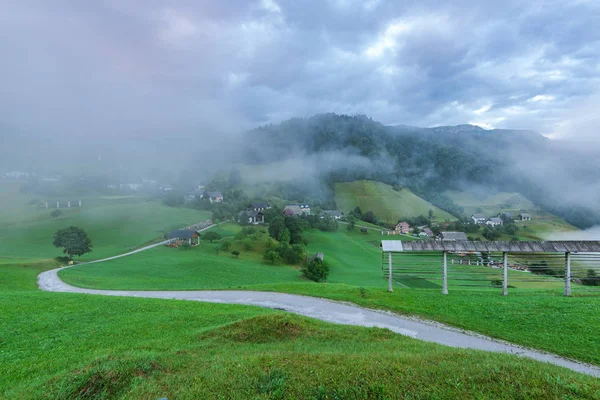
1 0 599 141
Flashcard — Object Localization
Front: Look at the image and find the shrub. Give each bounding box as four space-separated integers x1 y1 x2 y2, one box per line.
264 249 282 265
302 258 329 282
231 250 240 258
279 244 304 264
203 232 222 243
221 240 232 251
243 239 253 250
51 209 62 218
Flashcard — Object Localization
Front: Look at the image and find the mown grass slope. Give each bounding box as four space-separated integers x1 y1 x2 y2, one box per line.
61 223 600 365
3 262 600 399
0 182 210 261
445 189 578 239
335 180 455 223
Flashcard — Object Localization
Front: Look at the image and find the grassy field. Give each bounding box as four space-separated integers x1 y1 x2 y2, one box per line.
335 180 456 223
444 189 578 239
0 182 210 261
60 222 600 365
4 262 600 398
444 190 536 216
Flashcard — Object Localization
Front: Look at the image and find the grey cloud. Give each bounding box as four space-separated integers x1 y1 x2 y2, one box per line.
0 0 599 140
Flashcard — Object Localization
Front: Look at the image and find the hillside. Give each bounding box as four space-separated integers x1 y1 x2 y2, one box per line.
244 113 600 228
444 190 536 216
444 189 578 239
335 181 455 224
0 181 210 260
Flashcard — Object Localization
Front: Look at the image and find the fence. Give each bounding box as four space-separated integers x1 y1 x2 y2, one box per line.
381 240 600 296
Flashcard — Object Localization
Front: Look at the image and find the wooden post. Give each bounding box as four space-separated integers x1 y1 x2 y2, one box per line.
442 251 448 295
388 252 393 293
502 252 508 296
565 252 572 296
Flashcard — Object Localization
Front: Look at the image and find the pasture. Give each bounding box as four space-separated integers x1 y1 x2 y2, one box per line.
4 263 599 399
335 180 455 223
0 182 210 261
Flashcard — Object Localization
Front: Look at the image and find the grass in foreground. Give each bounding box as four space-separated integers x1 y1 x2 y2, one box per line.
3 262 600 399
60 224 600 365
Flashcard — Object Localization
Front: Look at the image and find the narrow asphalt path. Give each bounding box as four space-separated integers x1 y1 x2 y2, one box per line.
37 225 600 378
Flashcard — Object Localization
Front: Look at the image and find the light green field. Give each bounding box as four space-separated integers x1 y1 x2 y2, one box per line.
335 180 456 224
0 182 210 261
5 263 600 398
444 190 536 216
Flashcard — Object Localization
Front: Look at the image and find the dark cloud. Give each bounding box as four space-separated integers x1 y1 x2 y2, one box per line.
0 0 599 139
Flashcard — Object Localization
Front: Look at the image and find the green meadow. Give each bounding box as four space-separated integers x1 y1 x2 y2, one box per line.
3 262 600 399
335 180 456 223
0 182 210 261
61 223 600 365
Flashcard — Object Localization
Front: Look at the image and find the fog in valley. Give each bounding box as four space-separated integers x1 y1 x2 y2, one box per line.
2 0 600 232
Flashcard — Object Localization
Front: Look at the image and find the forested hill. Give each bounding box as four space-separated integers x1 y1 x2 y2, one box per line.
243 113 600 229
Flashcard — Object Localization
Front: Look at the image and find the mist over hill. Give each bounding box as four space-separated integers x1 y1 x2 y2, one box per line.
243 113 600 228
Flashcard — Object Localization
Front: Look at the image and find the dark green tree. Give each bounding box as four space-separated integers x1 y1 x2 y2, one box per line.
51 209 62 218
347 216 356 232
203 232 222 243
264 249 282 265
302 258 330 282
231 250 240 258
53 226 93 260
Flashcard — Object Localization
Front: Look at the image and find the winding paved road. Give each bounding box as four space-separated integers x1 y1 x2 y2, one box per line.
37 225 600 378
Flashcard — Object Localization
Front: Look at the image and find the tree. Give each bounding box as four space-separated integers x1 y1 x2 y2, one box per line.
51 209 62 218
264 249 282 265
428 209 434 220
362 211 378 225
350 206 363 220
53 226 93 260
203 232 222 243
347 216 356 232
302 258 330 282
220 240 232 251
231 250 240 258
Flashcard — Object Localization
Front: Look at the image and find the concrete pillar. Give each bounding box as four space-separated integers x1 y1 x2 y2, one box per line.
79 200 82 207
388 252 393 293
502 252 508 296
188 238 192 246
565 252 572 296
45 202 48 208
442 251 448 295
198 236 200 245
56 201 59 208
67 201 71 208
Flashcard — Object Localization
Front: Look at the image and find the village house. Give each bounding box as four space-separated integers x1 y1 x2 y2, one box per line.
519 213 532 221
238 209 265 225
248 202 271 211
204 191 224 203
320 210 344 220
120 183 143 191
486 217 504 227
419 227 434 237
471 214 487 224
498 212 515 220
167 229 200 246
283 204 310 216
438 231 469 241
395 222 411 234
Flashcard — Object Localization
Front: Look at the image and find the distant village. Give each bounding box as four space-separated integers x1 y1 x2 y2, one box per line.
4 170 534 242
